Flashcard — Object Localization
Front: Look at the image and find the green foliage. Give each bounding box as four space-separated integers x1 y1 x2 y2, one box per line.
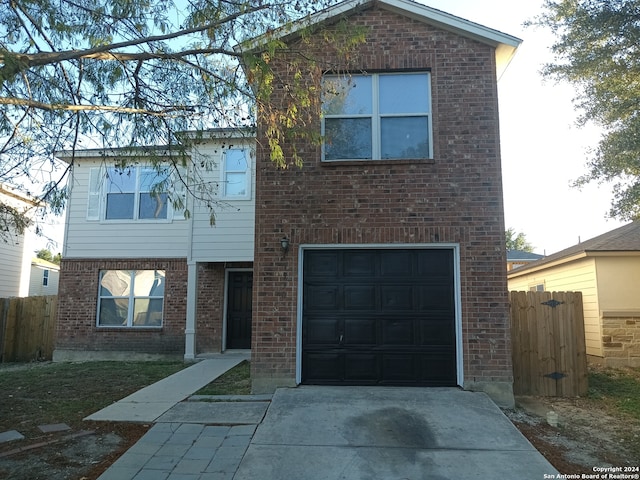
505 227 534 252
195 360 251 395
36 248 61 264
589 367 640 420
531 0 640 220
0 0 360 233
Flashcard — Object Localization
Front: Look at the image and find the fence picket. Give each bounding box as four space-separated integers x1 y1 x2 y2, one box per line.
510 291 588 397
0 296 57 362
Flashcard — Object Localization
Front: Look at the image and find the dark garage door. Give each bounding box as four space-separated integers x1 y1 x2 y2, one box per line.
302 249 457 386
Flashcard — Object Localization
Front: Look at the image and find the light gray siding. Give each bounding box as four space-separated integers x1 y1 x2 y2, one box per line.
62 138 255 262
189 141 255 262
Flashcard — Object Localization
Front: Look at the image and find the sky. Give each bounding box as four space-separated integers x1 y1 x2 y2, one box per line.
422 0 627 255
37 0 628 256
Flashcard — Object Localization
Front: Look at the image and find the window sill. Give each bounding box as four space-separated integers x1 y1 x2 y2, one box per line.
321 158 435 167
96 326 163 330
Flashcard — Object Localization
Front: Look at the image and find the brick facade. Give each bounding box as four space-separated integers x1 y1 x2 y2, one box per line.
55 258 253 359
252 7 512 395
55 258 189 356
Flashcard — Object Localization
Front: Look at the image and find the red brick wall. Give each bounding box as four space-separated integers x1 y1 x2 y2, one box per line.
55 258 188 355
195 262 253 353
252 7 511 385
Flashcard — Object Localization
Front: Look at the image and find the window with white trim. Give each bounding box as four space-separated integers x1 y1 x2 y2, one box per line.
105 167 168 220
97 270 165 327
221 149 251 199
42 269 49 286
321 72 432 161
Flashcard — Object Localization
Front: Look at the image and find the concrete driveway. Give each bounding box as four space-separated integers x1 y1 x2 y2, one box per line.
234 386 558 480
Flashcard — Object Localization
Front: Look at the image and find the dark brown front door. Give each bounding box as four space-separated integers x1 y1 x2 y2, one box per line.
226 271 253 349
302 249 456 386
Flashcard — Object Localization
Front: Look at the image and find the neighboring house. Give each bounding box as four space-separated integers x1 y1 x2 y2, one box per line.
29 258 60 296
508 221 640 367
54 0 521 405
0 184 38 298
507 250 544 271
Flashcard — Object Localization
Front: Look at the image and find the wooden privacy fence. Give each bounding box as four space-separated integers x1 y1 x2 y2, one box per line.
0 295 57 362
510 291 588 397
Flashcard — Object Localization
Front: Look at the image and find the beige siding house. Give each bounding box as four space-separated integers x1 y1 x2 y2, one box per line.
508 221 640 367
29 258 60 296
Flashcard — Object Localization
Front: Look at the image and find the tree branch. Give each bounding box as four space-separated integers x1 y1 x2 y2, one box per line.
0 97 195 115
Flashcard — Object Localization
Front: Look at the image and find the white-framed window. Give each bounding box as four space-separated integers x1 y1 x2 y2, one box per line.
105 167 168 220
221 148 251 199
87 165 186 221
97 270 165 328
321 72 432 161
42 269 49 287
530 283 545 292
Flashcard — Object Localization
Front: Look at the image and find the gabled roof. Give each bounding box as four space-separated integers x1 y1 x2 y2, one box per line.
240 0 522 78
31 258 60 271
507 250 544 262
508 221 640 277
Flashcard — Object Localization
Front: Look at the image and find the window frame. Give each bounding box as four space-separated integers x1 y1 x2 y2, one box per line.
321 71 433 162
42 269 49 287
103 166 170 222
220 148 252 200
96 269 165 329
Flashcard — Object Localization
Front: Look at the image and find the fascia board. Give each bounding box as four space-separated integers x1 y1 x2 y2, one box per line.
237 0 521 77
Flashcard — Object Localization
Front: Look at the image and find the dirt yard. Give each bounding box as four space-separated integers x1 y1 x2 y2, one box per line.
506 395 640 475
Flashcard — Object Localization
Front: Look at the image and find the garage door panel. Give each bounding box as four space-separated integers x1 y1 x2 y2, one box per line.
418 285 455 311
343 251 376 276
380 250 413 276
304 284 339 310
306 252 339 276
304 317 340 345
381 354 417 382
345 353 379 381
418 317 456 346
303 352 341 382
417 250 454 276
380 318 414 345
380 285 413 311
302 249 457 386
344 285 376 310
344 317 377 345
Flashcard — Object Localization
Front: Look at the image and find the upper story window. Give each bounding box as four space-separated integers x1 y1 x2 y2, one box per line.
321 72 432 161
42 269 49 286
221 149 251 199
105 167 168 220
87 165 182 222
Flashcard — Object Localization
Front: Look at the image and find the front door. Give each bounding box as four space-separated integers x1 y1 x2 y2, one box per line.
226 271 253 349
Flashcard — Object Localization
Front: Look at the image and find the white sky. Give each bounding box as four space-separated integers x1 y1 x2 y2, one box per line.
38 0 628 256
422 0 627 255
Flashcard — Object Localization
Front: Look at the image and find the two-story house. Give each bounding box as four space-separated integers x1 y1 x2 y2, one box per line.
54 0 520 406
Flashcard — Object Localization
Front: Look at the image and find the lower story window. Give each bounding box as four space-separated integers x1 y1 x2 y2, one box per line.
98 270 165 327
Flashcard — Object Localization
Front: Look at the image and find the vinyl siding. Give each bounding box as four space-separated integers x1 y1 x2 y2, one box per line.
189 141 255 262
62 138 255 262
63 158 189 258
508 257 601 356
594 256 640 312
28 265 60 296
0 235 27 297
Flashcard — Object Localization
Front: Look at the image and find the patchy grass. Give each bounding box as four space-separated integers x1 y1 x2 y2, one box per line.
588 366 640 420
0 361 187 439
194 360 251 395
